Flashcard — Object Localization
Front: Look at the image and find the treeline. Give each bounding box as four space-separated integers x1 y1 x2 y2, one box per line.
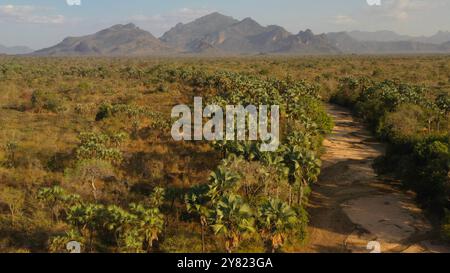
332 78 450 239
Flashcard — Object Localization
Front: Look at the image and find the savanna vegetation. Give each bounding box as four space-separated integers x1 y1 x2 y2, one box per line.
0 55 449 252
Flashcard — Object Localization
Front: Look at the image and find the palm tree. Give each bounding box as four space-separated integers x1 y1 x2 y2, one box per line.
283 146 301 206
296 151 321 206
129 203 165 253
283 147 321 206
260 152 287 198
185 189 211 253
211 194 255 253
207 167 240 204
258 198 298 253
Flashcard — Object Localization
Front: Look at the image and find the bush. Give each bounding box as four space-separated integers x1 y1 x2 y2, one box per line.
31 90 64 113
331 77 371 107
377 104 426 141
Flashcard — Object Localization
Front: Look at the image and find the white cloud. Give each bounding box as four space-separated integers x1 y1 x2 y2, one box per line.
386 0 423 20
328 0 450 34
366 0 447 21
333 15 356 25
0 5 65 24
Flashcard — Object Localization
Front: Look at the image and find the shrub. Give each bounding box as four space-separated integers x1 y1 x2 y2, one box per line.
75 132 127 164
377 104 426 141
31 90 64 113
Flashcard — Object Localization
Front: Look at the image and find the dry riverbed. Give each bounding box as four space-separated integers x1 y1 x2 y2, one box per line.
298 104 449 253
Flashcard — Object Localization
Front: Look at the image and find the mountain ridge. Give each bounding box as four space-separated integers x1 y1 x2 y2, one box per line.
27 12 450 56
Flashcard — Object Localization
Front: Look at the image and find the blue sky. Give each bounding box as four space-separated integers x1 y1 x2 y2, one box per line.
1 0 450 49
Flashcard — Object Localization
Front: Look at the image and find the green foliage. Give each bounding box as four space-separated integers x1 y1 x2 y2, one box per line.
178 67 329 252
410 138 450 212
257 198 299 252
75 132 126 164
332 77 372 107
207 167 241 204
48 229 85 253
211 194 255 253
95 102 158 121
436 93 450 116
31 89 64 113
1 58 336 253
38 186 80 222
185 185 212 252
377 104 426 141
53 187 165 253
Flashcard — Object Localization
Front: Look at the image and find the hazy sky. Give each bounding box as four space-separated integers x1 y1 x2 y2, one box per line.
1 0 450 49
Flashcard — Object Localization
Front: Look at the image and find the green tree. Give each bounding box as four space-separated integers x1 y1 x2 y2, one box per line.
435 93 450 131
129 203 165 253
296 151 321 206
283 147 321 206
257 198 299 253
211 194 255 253
66 203 103 252
38 186 80 222
207 167 240 204
185 185 211 252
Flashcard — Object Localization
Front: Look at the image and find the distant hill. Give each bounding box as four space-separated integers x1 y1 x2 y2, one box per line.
347 30 450 44
347 30 414 42
326 32 371 53
34 23 175 56
328 31 450 54
0 44 33 55
424 31 450 44
32 13 450 56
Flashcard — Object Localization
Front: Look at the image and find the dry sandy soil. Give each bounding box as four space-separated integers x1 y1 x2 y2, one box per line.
298 104 449 253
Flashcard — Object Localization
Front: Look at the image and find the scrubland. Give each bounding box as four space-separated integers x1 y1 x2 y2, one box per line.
0 56 448 252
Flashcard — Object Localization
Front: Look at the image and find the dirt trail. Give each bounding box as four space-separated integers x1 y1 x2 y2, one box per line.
299 104 449 253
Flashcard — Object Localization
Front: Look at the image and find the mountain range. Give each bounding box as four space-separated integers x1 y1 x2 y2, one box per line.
0 44 33 55
6 12 450 56
346 30 450 44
